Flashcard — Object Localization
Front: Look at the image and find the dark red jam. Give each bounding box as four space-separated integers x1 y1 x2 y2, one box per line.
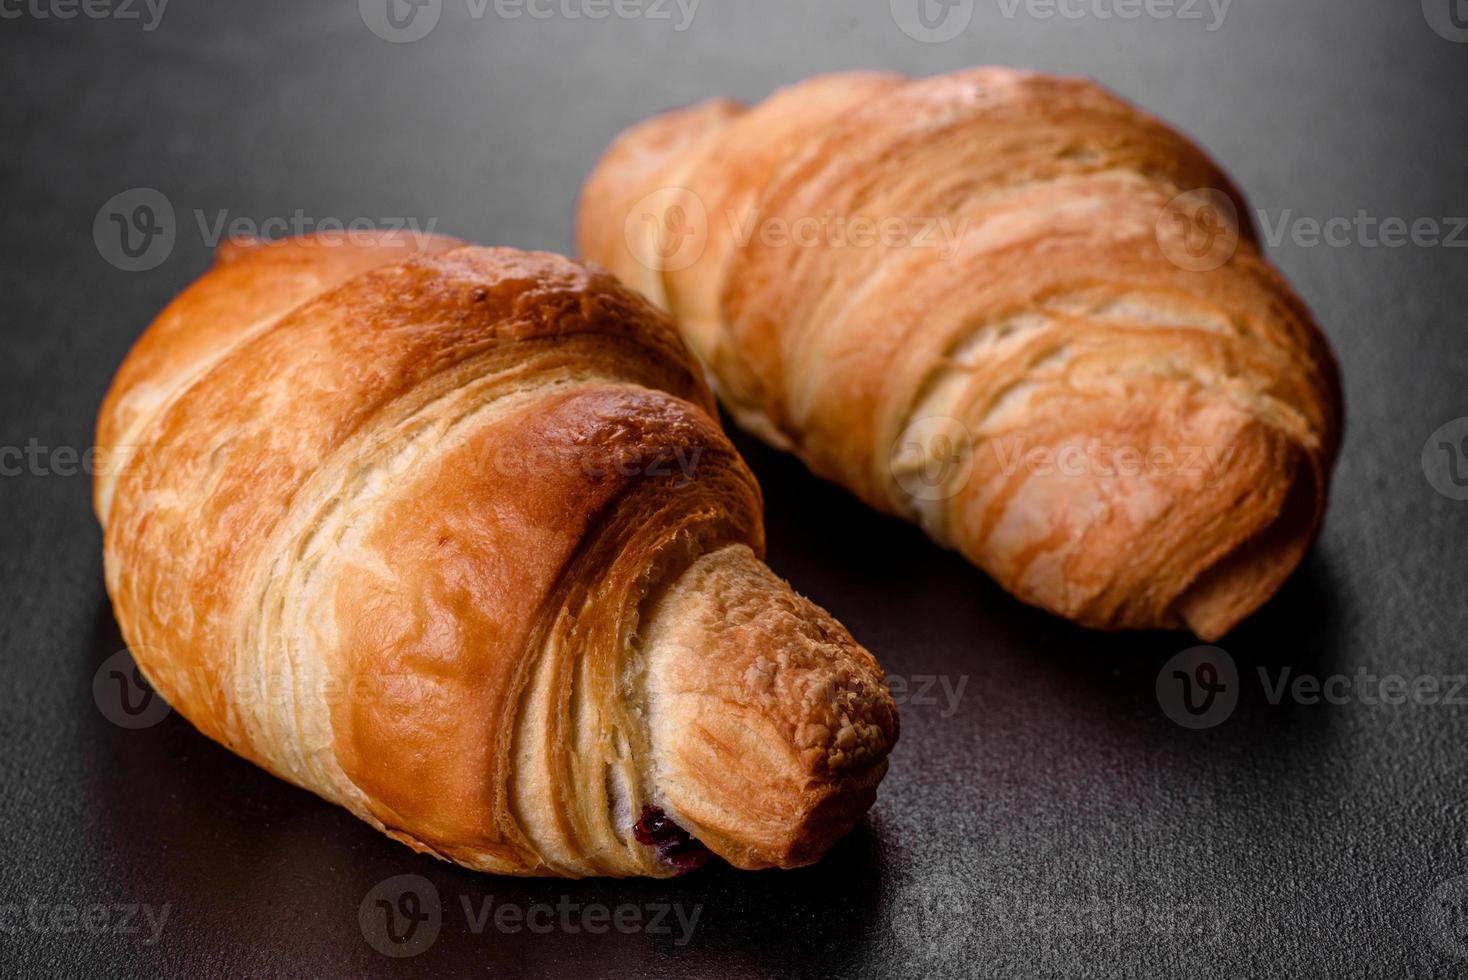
632 805 712 874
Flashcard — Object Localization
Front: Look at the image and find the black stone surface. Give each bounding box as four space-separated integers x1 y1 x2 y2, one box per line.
2 2 1466 977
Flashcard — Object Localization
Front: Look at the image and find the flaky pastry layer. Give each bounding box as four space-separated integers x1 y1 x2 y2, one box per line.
578 67 1343 639
95 233 896 876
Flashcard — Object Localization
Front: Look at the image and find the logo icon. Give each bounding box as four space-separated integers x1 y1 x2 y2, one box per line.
1425 875 1468 958
622 187 709 273
1156 188 1240 272
1422 418 1468 501
890 0 974 42
359 0 442 43
93 649 172 729
891 415 974 503
889 872 974 966
93 188 176 272
1423 0 1468 41
359 874 441 957
1156 645 1239 729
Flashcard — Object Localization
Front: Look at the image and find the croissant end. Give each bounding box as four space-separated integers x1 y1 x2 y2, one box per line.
637 544 897 871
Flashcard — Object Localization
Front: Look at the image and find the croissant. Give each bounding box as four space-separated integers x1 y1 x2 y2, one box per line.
578 67 1343 640
93 231 897 877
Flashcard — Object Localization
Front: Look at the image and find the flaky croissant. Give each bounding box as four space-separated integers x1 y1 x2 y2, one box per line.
94 231 897 877
579 67 1343 640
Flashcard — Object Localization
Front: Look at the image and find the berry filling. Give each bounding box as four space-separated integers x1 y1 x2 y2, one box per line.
632 805 712 874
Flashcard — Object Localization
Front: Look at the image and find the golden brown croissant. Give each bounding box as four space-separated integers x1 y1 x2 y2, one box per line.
578 67 1343 640
93 231 897 877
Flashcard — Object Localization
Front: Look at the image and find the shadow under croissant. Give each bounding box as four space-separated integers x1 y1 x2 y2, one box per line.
80 583 893 974
734 414 1352 849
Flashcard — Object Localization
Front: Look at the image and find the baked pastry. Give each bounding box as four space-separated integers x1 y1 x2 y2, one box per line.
94 231 897 877
578 67 1343 639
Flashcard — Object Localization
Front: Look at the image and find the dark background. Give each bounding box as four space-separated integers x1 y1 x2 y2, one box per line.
3 1 1467 977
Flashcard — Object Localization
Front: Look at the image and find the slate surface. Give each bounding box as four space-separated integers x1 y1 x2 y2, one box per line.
2 1 1466 976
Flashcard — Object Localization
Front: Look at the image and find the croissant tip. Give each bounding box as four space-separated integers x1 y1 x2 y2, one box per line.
638 544 897 872
1171 449 1324 641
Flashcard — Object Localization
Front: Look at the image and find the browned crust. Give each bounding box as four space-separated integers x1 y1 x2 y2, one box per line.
577 67 1343 639
95 233 896 877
